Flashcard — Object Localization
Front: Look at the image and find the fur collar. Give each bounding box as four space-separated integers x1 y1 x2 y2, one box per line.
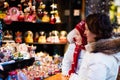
86 37 120 55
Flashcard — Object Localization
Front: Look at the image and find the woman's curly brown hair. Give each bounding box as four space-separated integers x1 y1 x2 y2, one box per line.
86 13 113 41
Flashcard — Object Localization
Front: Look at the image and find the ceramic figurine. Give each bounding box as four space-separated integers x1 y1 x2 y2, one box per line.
51 30 59 43
34 32 39 42
18 4 24 22
42 11 50 22
50 14 56 24
9 7 20 21
24 1 36 23
59 30 67 43
3 13 12 24
24 31 33 43
55 12 61 23
38 31 46 43
3 30 13 40
15 31 22 43
46 32 52 43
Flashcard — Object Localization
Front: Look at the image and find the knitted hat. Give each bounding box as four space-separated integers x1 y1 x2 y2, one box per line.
75 20 87 46
67 20 87 45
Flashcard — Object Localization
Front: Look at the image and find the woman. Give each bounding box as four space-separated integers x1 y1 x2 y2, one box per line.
62 20 87 78
69 13 120 80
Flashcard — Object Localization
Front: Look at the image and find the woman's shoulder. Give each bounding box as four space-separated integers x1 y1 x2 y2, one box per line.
88 52 118 67
90 52 115 61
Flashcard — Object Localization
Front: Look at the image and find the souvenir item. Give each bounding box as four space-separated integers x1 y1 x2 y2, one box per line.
50 14 56 24
9 7 20 21
59 30 67 43
55 12 61 23
3 14 12 24
15 31 22 43
24 31 33 43
46 32 52 43
42 11 50 22
37 2 45 20
4 7 20 24
24 1 36 23
3 30 13 41
34 32 39 42
38 31 46 43
18 4 24 22
51 30 59 43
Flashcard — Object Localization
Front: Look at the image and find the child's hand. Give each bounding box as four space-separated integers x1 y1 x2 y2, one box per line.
73 36 82 45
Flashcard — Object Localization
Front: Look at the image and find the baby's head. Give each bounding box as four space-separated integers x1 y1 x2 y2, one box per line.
67 21 87 45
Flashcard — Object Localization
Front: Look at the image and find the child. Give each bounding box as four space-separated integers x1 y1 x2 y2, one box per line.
62 20 87 77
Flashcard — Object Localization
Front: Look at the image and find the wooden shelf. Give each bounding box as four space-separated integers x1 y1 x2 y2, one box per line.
2 41 67 45
3 21 66 32
26 42 67 45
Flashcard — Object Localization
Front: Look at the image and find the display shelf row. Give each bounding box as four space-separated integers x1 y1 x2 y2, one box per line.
2 21 67 32
2 20 68 45
2 41 67 45
26 42 67 45
1 18 67 57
